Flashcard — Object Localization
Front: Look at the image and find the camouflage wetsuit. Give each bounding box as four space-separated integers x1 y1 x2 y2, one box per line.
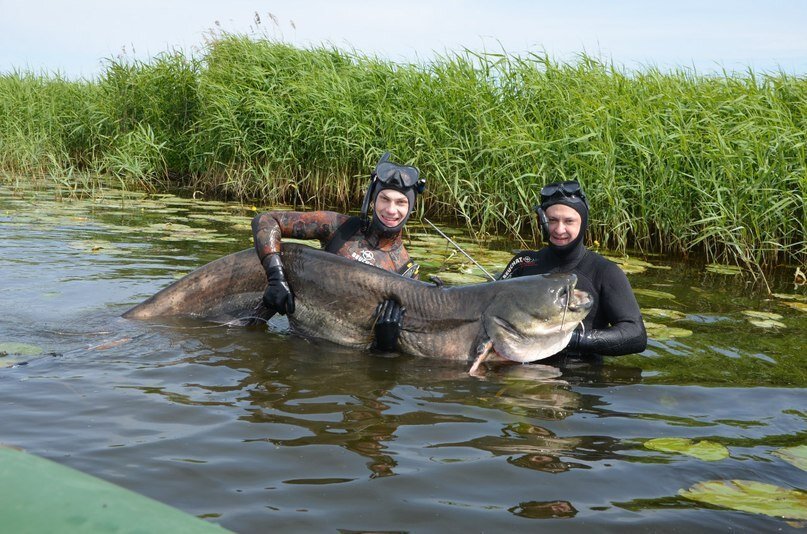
252 210 417 277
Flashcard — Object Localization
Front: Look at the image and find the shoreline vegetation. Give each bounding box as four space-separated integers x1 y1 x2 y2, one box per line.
1 34 804 280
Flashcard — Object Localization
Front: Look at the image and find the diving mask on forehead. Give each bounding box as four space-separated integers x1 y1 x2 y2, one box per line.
360 152 426 234
374 161 425 192
539 180 589 210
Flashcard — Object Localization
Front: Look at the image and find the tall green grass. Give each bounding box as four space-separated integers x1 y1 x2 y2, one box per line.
1 35 804 276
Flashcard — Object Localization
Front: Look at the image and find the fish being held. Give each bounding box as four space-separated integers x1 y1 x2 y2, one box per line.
123 244 592 372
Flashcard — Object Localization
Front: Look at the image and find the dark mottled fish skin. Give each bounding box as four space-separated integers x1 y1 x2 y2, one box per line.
123 244 591 363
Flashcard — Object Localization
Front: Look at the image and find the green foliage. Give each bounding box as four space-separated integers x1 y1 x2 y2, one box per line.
679 480 807 520
644 437 730 461
1 35 805 273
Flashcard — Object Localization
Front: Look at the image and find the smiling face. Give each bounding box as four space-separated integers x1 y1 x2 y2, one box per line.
545 204 582 247
374 188 410 228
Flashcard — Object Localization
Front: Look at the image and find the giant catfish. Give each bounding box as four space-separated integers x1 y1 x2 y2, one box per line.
123 244 592 372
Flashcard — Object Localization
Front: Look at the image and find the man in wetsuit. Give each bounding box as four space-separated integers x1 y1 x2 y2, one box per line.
499 180 647 357
252 153 425 351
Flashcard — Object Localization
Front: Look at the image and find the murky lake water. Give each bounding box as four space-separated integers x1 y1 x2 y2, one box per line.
1 181 805 532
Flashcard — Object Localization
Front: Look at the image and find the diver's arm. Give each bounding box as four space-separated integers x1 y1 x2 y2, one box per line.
569 319 647 356
251 211 349 316
569 264 647 356
251 211 350 261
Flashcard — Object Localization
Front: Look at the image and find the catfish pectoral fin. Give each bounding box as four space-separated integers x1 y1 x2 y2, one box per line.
469 339 494 377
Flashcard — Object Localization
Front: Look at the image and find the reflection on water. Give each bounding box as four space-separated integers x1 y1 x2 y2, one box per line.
1 180 805 532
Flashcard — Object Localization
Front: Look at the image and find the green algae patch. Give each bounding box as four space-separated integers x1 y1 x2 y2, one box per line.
773 445 807 472
679 480 807 520
644 437 729 461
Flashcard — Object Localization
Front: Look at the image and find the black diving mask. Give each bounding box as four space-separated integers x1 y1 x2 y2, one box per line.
538 180 589 210
374 161 426 193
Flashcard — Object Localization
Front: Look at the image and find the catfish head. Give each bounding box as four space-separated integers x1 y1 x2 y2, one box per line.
481 273 592 364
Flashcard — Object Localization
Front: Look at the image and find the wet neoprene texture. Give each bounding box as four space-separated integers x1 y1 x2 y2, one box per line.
499 241 647 357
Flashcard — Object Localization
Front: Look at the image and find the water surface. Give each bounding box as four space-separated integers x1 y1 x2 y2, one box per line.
1 181 805 532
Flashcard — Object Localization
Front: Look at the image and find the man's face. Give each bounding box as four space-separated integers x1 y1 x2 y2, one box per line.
374 189 409 228
545 204 581 246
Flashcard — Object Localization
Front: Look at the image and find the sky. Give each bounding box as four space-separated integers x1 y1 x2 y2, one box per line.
2 0 807 79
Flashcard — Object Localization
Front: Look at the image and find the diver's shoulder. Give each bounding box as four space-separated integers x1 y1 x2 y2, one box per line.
583 249 624 271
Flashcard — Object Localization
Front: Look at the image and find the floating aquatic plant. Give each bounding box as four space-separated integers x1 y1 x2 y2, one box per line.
642 308 687 320
0 342 43 368
746 319 787 329
643 321 693 340
644 437 729 461
633 289 677 301
772 294 807 313
679 480 807 520
68 240 131 255
742 310 787 329
772 445 807 472
705 263 743 275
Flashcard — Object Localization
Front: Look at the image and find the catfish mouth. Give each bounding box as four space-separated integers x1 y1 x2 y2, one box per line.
554 277 593 313
563 285 592 312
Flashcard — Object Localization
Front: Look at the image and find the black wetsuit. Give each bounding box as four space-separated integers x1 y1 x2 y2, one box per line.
499 242 647 357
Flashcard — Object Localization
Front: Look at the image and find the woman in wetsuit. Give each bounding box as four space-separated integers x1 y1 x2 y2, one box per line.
499 180 647 357
251 153 425 350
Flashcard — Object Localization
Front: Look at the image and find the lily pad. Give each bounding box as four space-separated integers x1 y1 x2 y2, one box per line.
705 263 743 275
642 308 687 320
634 288 677 301
644 321 693 340
644 438 729 461
679 479 807 520
773 445 807 472
772 293 807 302
603 255 654 274
747 319 786 329
780 301 807 313
0 342 44 356
742 310 784 320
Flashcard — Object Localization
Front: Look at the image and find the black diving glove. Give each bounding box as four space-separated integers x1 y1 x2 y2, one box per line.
262 254 295 315
374 299 405 351
567 328 584 351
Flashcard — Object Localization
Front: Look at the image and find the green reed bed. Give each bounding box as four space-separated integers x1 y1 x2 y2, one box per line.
1 35 804 275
